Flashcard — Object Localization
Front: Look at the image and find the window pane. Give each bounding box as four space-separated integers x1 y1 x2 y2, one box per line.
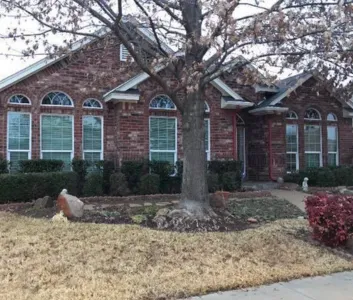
150 152 175 165
83 116 102 151
204 119 210 151
9 152 29 172
42 152 71 171
327 126 337 152
286 153 297 172
41 115 73 151
305 153 320 168
286 125 298 153
328 153 337 166
150 118 176 151
304 125 321 152
8 113 30 151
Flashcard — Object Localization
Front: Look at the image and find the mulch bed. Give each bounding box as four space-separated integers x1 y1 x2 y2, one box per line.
0 196 305 233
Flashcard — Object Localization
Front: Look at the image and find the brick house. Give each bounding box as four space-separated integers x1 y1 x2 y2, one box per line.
1 32 353 180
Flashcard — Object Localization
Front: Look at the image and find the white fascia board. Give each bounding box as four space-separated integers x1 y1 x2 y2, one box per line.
104 92 140 103
253 84 279 93
269 74 312 106
249 106 288 115
211 78 244 101
0 28 109 92
221 98 254 109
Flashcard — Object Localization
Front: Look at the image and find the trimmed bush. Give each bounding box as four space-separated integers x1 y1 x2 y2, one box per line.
71 158 90 196
207 173 219 193
19 159 64 173
110 173 130 196
0 158 9 174
333 166 353 186
139 173 160 195
83 172 104 197
176 160 183 178
149 160 174 193
95 160 115 194
316 168 336 187
222 171 242 191
306 193 353 247
0 172 78 203
208 160 242 176
121 160 149 193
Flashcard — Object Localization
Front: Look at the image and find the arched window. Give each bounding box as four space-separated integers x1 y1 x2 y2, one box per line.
304 108 321 120
149 95 176 110
286 111 298 119
83 98 102 109
41 92 73 107
204 102 210 113
8 94 31 105
327 113 337 121
236 114 245 125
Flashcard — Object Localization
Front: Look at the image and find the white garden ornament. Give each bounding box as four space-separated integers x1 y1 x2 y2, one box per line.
302 177 309 192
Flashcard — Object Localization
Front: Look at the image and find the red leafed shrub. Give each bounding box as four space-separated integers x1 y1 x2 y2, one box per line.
305 193 353 247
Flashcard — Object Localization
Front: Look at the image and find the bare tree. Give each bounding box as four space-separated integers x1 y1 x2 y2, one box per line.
1 0 353 219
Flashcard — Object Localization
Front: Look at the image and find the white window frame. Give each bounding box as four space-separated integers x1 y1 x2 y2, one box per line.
149 94 177 111
8 94 31 105
82 98 103 109
205 118 211 161
149 116 177 165
120 44 133 62
41 91 74 107
40 114 74 165
7 112 32 169
327 125 339 166
286 124 299 173
304 124 323 168
82 115 104 161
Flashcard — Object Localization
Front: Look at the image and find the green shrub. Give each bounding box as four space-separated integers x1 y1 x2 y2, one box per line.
316 168 336 187
283 172 302 184
208 160 243 177
176 160 183 178
333 166 353 186
149 160 174 193
0 158 9 174
19 159 64 173
207 173 219 192
0 172 78 203
83 172 104 196
222 171 242 191
95 160 115 194
121 160 149 193
110 173 130 196
71 158 90 196
139 173 160 195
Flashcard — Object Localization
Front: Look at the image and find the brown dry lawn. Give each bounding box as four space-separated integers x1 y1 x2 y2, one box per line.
0 212 352 300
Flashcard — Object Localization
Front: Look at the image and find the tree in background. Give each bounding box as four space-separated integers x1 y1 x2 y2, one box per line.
1 0 353 219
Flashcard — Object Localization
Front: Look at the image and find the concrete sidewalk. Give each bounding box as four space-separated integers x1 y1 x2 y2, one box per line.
270 189 307 211
190 271 353 299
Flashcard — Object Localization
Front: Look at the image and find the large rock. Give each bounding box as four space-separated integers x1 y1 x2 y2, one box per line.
34 196 54 209
56 189 84 218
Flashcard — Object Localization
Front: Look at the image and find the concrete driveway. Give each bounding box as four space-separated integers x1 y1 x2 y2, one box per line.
189 271 353 300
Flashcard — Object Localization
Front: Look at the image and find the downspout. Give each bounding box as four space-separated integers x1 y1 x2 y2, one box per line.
232 113 237 160
268 117 276 181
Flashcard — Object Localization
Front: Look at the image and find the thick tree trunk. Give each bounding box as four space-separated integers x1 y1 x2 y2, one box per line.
179 90 211 218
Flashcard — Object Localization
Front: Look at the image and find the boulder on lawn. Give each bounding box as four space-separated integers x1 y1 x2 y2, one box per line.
34 196 54 209
56 189 84 218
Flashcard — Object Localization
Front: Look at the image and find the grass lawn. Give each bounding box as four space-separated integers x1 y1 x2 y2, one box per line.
1 211 352 300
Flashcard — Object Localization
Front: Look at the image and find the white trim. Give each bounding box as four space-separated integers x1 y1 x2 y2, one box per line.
82 98 103 109
104 92 140 103
120 44 128 62
237 125 246 177
286 111 298 120
8 94 32 105
0 28 110 92
41 91 74 107
211 78 244 101
221 98 254 109
7 112 32 171
327 112 337 121
286 124 299 173
82 115 104 161
304 108 321 120
269 73 313 106
253 84 279 93
40 114 74 169
149 94 177 110
249 106 288 115
149 116 178 165
204 101 210 113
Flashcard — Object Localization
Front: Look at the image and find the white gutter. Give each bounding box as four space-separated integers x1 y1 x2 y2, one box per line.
249 106 288 115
